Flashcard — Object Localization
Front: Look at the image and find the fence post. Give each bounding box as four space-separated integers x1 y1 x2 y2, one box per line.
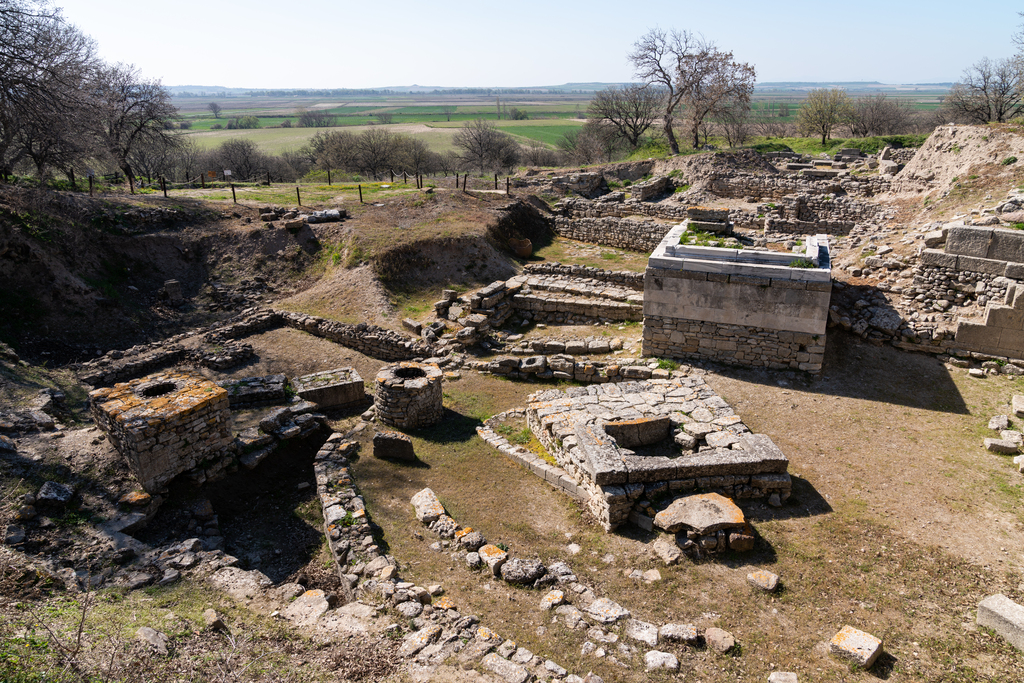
506 177 510 195
390 170 394 183
201 173 205 189
462 174 467 192
494 173 498 190
267 171 271 186
89 175 94 197
358 184 363 203
296 186 301 206
231 184 236 203
161 176 167 198
403 171 407 185
327 169 331 185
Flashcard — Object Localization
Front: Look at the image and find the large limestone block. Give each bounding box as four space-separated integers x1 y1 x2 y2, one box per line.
946 226 993 258
653 492 746 534
978 594 1024 651
410 488 445 523
829 625 882 668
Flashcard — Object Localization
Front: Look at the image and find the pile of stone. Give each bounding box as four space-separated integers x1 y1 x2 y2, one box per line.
985 397 1024 472
257 206 346 228
472 353 667 383
651 492 756 558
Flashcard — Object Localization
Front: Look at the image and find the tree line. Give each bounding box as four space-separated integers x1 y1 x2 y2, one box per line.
0 0 179 186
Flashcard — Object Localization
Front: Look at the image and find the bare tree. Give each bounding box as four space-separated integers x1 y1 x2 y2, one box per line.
211 138 268 181
375 112 394 125
751 100 787 138
305 130 357 171
355 127 400 179
630 28 696 154
587 84 661 149
558 121 625 164
207 102 222 119
797 88 854 144
715 102 751 147
441 105 457 122
91 62 179 183
453 119 520 174
0 0 97 180
945 57 1024 124
849 93 913 136
630 28 755 153
297 109 337 127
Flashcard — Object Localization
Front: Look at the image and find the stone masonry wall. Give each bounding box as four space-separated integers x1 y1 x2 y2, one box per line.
551 216 674 253
642 316 826 373
708 171 891 200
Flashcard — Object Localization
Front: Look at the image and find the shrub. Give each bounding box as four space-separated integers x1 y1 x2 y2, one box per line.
789 258 816 268
1003 156 1017 165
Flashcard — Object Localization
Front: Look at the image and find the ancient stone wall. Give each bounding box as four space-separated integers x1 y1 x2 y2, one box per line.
708 171 891 200
955 284 1024 359
278 311 433 361
642 316 826 373
551 216 675 253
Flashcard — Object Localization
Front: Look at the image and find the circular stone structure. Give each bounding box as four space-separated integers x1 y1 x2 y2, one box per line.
374 362 443 429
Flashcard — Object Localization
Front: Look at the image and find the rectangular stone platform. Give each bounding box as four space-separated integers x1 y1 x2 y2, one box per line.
526 378 791 530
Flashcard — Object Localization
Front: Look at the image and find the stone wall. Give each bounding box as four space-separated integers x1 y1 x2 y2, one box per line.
551 216 675 253
707 171 891 200
955 283 1024 359
278 311 433 361
642 316 826 373
764 193 884 236
89 371 233 493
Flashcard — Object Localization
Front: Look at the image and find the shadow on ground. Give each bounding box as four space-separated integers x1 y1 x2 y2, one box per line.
706 329 970 414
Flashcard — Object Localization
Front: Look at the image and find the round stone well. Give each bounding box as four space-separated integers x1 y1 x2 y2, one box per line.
374 362 443 429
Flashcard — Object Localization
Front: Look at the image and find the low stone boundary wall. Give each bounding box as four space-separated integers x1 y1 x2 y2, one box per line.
708 171 891 200
469 354 669 383
278 311 433 361
522 263 645 288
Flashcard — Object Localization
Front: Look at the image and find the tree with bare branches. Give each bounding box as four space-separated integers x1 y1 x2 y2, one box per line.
587 84 661 149
207 102 222 119
945 57 1024 124
629 28 755 153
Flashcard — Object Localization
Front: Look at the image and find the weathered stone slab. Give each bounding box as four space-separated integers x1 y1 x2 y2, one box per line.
1013 395 1024 419
478 544 508 576
292 367 364 408
625 619 659 647
705 627 735 653
978 594 1024 651
829 625 882 668
373 431 417 461
984 438 1019 455
659 623 698 644
644 650 680 671
481 653 530 683
282 589 330 626
653 492 745 534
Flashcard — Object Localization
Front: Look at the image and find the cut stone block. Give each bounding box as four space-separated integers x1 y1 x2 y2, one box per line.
583 597 630 624
977 593 1024 651
1013 395 1024 418
373 430 417 462
747 569 780 592
659 623 699 644
292 367 364 408
478 544 508 576
768 674 799 683
644 650 680 672
984 438 1020 455
829 625 882 668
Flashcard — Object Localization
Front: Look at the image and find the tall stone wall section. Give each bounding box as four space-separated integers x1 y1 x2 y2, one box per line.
277 311 433 361
764 193 884 236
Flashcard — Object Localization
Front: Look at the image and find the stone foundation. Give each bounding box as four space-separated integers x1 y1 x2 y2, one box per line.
89 371 233 493
642 316 825 372
524 378 790 531
374 362 443 429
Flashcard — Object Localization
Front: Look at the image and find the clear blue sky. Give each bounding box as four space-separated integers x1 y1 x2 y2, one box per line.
54 0 1021 89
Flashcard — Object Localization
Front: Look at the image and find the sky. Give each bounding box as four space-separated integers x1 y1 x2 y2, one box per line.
52 0 1022 89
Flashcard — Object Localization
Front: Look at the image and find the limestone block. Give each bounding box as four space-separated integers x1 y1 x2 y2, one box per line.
410 488 445 523
978 593 1024 651
1013 395 1024 418
987 228 1024 264
653 492 745 534
829 625 882 668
